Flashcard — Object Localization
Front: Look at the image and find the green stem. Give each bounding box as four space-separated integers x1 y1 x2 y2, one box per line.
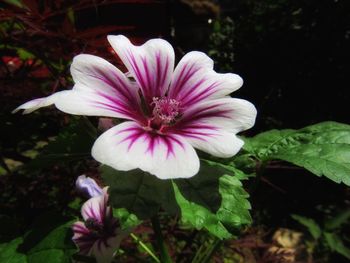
192 237 222 263
130 233 160 263
151 215 173 263
200 238 222 263
249 159 268 194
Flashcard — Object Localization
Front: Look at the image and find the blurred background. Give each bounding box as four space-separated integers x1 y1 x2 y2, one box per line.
1 1 349 262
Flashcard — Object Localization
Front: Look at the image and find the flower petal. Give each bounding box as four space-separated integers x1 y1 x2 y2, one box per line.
76 175 103 198
72 221 96 254
91 121 200 179
90 232 124 263
174 124 244 157
168 51 243 109
12 94 59 114
14 54 145 123
176 97 257 133
107 35 174 103
81 188 110 222
168 97 256 157
69 54 144 121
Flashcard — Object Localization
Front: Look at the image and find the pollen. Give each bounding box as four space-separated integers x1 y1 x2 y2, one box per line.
152 97 180 124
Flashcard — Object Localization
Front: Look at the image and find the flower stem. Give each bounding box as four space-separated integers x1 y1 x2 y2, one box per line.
151 215 173 263
130 233 160 263
191 237 222 263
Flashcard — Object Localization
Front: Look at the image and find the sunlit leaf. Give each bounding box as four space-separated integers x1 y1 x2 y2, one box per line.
102 161 251 239
244 122 350 185
173 161 251 239
113 208 141 230
173 182 231 239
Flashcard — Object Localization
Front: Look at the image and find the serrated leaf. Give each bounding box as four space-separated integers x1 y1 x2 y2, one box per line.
245 121 350 185
172 182 231 239
102 161 251 238
243 129 296 158
324 232 350 259
101 166 178 219
216 175 252 229
173 161 251 239
291 214 322 240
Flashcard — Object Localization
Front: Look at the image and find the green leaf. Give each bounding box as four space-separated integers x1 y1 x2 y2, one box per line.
173 160 251 239
242 129 296 158
172 182 231 239
27 249 71 263
216 174 252 229
0 237 26 263
17 48 35 61
113 208 141 230
324 209 350 231
229 153 257 179
3 0 24 8
102 161 251 239
291 214 322 239
324 232 350 259
101 166 178 219
245 121 350 185
0 213 76 263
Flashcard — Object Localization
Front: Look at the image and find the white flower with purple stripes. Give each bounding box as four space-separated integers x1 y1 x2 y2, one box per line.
73 175 123 263
14 35 257 179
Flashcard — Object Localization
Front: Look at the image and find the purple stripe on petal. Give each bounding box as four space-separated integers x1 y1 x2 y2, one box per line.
162 136 174 159
170 63 199 97
73 225 90 235
181 81 220 106
127 50 147 89
120 128 145 151
145 134 156 156
179 102 233 125
109 36 174 102
155 53 161 91
162 58 170 88
89 205 99 221
94 92 146 124
141 56 152 95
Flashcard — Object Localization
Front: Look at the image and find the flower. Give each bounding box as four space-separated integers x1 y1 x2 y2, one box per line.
73 177 123 263
14 35 257 179
76 174 104 198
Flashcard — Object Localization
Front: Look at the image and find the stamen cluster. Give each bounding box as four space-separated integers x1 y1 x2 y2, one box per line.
152 97 180 125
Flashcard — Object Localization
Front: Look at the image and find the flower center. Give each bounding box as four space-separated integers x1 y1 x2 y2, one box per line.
146 97 180 132
152 97 180 124
85 218 104 236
